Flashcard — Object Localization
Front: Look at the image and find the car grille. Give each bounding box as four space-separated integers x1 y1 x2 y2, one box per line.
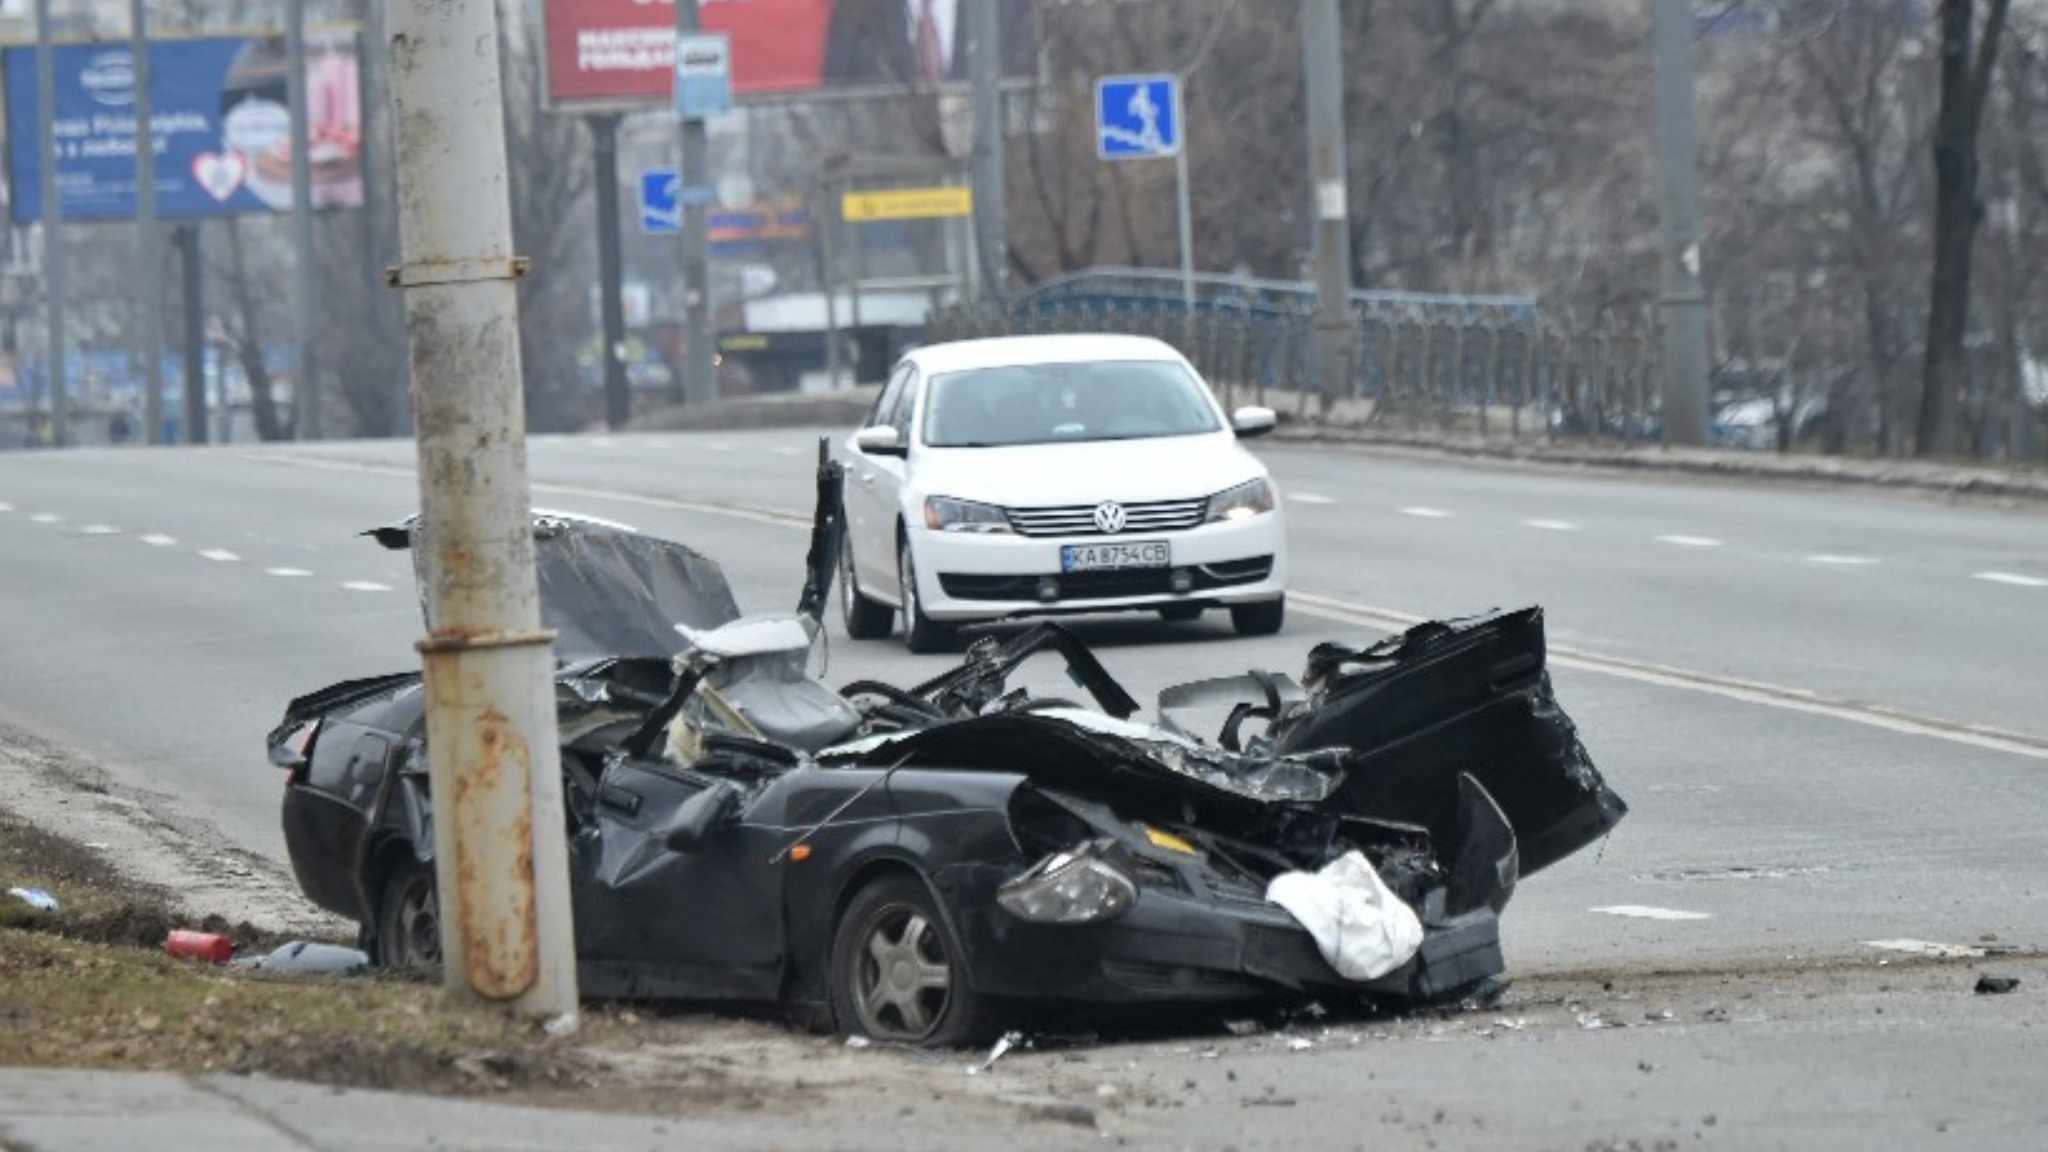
938 557 1273 603
1004 498 1209 537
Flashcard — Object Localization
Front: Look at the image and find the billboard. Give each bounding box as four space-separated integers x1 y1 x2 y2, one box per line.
5 34 363 223
544 0 1037 108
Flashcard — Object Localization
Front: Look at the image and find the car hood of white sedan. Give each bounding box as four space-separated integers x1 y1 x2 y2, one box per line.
908 433 1268 507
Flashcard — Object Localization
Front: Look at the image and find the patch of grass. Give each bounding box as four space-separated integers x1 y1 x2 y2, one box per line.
1 810 588 1094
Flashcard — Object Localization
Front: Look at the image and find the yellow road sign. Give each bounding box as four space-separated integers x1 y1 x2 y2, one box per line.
841 185 974 222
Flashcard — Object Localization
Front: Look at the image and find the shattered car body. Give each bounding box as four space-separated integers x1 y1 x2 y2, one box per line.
270 450 1624 1045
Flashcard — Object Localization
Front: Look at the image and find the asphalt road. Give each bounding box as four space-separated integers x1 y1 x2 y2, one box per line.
3 430 2047 1149
2 430 2045 967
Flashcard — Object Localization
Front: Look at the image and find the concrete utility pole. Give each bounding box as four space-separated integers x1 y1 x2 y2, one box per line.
590 115 631 430
177 225 207 444
131 0 166 446
675 0 716 406
1303 0 1353 411
288 0 322 439
35 0 68 448
966 0 1006 304
382 0 578 1022
1652 0 1710 447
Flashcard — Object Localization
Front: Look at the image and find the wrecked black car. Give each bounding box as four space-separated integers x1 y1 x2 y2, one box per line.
270 452 1624 1046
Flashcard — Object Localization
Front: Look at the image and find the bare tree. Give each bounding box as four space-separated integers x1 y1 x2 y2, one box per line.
1919 0 2012 456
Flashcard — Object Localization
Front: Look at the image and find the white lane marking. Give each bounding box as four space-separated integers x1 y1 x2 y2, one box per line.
266 567 313 578
590 437 616 449
1290 591 2048 764
139 534 178 547
77 525 122 536
1398 506 1451 519
30 513 62 524
1974 571 2048 588
1807 554 1879 566
1865 939 1987 959
0 501 13 512
703 442 736 452
1289 492 1336 505
1593 905 1712 921
245 453 812 530
341 581 392 593
198 549 241 563
1656 534 1722 548
770 446 801 457
1523 518 1579 532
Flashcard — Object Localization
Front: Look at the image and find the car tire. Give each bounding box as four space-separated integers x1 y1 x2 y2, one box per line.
1157 603 1204 622
374 857 441 971
1230 596 1285 636
897 538 956 654
829 875 993 1047
841 526 894 640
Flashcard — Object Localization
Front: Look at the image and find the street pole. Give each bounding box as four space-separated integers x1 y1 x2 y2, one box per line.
35 0 68 448
590 115 630 429
178 224 207 445
675 0 716 406
382 0 579 1022
288 0 322 439
966 0 1006 304
131 0 166 446
1174 85 1194 317
1652 0 1710 447
1302 0 1353 413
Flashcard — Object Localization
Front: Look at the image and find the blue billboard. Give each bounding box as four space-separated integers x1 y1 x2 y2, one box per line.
5 34 364 223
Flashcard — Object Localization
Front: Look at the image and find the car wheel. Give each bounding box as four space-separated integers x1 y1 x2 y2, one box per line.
1157 603 1204 622
1230 595 1285 636
841 525 895 640
830 875 992 1047
897 538 956 654
374 857 441 971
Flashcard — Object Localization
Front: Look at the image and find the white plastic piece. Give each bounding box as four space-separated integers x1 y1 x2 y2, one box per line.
1265 851 1423 981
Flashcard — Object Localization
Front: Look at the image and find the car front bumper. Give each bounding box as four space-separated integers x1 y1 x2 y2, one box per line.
908 512 1287 621
933 864 1502 1006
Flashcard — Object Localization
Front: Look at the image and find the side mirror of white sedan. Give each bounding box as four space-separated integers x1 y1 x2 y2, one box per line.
853 426 906 456
1231 406 1277 439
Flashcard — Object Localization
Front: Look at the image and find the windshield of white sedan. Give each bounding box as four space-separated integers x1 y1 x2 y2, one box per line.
922 360 1222 447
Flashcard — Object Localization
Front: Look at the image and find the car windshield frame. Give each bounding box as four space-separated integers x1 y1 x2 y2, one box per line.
919 358 1224 448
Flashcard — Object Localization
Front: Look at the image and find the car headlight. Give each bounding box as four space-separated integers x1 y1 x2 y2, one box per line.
997 841 1137 925
924 496 1013 534
1205 478 1275 522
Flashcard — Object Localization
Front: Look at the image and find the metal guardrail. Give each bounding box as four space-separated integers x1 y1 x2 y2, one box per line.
927 269 1664 444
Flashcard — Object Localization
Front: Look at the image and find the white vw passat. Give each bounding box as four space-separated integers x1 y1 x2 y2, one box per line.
838 334 1287 652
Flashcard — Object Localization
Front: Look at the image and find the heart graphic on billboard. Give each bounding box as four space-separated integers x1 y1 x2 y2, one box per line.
191 151 248 202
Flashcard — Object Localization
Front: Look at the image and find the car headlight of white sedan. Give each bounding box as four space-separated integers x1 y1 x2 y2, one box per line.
924 496 1014 534
1204 478 1276 523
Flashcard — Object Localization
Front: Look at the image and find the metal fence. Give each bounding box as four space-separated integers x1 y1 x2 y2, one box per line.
926 276 1666 444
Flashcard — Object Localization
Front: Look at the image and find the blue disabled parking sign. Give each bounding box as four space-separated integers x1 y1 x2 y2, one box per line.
1096 74 1180 160
639 169 717 235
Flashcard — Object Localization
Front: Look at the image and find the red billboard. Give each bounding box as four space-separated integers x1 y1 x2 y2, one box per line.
543 0 1036 107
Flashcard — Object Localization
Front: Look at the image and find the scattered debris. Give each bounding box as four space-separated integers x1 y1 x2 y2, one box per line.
844 1036 872 1050
231 941 370 976
967 1030 1024 1075
1286 1037 1314 1052
163 929 234 963
1590 905 1712 921
1866 939 1988 959
1223 1020 1263 1037
6 886 60 914
1974 975 2021 995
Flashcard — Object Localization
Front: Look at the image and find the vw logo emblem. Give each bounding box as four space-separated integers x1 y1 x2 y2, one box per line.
1092 501 1127 534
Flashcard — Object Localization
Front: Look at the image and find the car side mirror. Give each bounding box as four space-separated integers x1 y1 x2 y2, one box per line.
853 425 906 457
1231 407 1277 439
663 785 740 854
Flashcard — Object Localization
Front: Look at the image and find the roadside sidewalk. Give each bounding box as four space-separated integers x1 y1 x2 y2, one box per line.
0 1067 1097 1152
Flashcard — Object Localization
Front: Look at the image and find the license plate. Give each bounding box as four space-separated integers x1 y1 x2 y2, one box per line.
1061 540 1170 573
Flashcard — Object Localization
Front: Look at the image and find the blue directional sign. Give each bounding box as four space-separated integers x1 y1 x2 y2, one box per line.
638 169 716 234
1096 74 1180 161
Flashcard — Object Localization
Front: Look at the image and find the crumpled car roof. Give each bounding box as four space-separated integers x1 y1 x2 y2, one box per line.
368 510 742 662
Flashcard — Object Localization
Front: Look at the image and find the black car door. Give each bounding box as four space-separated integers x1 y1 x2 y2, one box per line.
571 756 785 1000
